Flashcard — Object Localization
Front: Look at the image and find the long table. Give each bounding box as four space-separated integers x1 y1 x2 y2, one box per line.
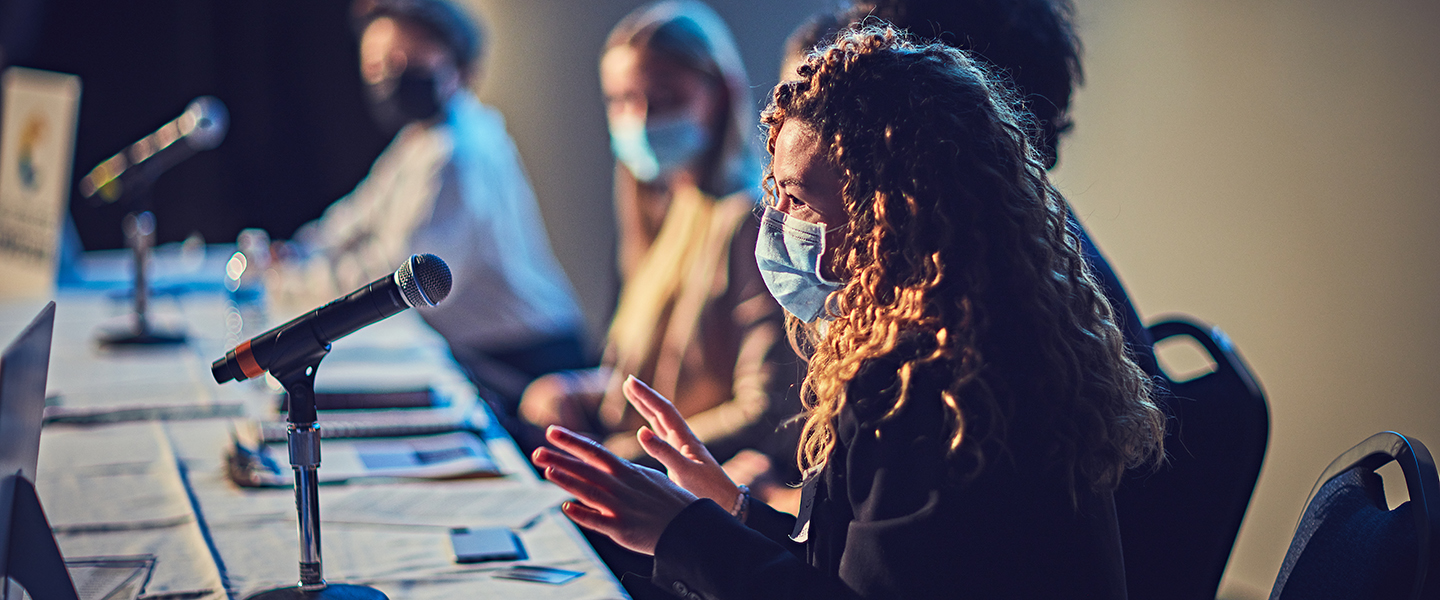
8 285 628 600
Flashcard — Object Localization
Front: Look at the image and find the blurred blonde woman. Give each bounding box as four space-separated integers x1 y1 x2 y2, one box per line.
520 1 802 481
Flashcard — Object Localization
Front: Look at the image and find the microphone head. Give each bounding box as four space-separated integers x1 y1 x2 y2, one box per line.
394 254 452 307
181 96 229 151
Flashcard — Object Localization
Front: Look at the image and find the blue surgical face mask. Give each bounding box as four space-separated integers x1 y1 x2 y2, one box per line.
755 205 842 323
608 115 710 182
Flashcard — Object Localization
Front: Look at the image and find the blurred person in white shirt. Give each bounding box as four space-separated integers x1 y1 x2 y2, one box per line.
271 0 588 413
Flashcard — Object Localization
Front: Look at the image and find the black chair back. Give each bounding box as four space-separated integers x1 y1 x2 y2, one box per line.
1270 431 1440 600
1116 316 1269 600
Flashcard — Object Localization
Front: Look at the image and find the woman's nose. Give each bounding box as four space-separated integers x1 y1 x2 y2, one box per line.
774 191 792 213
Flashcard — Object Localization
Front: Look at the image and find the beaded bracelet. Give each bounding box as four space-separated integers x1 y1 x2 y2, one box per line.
730 485 751 524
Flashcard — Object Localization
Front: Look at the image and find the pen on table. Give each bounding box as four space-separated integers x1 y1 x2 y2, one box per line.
515 503 564 531
138 590 217 600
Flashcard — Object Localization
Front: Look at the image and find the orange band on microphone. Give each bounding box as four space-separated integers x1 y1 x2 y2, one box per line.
235 340 264 380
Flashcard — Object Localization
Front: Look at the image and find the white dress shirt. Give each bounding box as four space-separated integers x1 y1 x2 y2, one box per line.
279 91 582 352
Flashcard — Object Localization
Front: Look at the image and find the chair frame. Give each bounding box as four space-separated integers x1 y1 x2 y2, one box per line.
1291 431 1440 600
1116 316 1269 600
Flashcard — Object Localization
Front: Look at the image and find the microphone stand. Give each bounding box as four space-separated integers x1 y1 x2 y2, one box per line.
246 346 387 600
96 188 187 346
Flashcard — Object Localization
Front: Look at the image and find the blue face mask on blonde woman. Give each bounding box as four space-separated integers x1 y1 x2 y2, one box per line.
609 113 711 182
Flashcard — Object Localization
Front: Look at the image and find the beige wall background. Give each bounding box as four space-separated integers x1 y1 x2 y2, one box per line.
460 0 1440 597
1058 0 1440 596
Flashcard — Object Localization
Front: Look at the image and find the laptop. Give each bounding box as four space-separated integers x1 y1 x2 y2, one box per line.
0 301 63 595
0 301 56 483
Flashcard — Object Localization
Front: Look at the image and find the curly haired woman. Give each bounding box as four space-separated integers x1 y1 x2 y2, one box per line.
532 26 1165 599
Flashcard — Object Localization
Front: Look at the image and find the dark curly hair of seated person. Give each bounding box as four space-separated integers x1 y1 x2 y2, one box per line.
766 25 1164 495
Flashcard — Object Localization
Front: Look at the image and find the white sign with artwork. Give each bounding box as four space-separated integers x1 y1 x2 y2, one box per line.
0 67 81 297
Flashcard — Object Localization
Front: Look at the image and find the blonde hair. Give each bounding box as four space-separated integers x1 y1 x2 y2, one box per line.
767 26 1163 493
602 0 758 277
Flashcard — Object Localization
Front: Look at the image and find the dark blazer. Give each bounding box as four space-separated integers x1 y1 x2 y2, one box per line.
650 357 1129 600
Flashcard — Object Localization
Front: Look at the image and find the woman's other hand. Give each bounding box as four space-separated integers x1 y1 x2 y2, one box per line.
624 375 742 510
532 425 696 555
519 370 597 431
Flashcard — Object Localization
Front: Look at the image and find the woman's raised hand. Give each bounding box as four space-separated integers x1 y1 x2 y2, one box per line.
623 376 741 510
532 425 696 555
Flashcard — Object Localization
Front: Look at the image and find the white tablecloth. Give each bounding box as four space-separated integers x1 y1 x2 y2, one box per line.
16 287 628 600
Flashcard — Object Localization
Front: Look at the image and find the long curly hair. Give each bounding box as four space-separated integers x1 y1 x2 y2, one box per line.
766 26 1163 493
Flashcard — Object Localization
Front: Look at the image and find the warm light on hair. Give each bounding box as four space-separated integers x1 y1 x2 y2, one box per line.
765 26 1163 493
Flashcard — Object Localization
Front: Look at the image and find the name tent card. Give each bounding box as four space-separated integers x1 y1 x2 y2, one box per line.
0 67 81 298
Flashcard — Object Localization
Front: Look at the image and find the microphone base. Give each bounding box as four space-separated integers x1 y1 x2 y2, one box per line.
96 328 188 346
244 584 387 600
95 318 188 346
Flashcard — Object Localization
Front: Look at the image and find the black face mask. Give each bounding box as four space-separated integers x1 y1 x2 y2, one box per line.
366 68 444 133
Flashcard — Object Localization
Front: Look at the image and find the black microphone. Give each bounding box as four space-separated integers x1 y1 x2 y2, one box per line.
211 254 452 385
79 96 229 202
